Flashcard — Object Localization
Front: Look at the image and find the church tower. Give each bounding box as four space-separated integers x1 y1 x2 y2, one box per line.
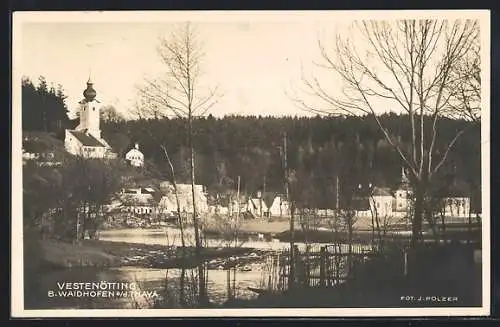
64 75 116 159
394 166 410 213
76 76 101 139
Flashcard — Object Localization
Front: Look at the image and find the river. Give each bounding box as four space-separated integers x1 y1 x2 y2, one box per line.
26 227 371 310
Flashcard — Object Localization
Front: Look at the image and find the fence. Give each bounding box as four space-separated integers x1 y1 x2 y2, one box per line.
258 243 375 293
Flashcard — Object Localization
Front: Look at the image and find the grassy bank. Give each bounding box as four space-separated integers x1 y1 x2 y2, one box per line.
24 236 263 271
203 218 481 244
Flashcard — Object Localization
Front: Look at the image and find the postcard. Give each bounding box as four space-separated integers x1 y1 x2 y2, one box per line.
11 10 490 317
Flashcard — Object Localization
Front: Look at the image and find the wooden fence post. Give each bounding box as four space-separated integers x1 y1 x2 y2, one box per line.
319 246 326 288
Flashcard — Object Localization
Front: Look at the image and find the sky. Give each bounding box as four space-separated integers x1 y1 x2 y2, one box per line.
19 16 333 119
15 11 489 120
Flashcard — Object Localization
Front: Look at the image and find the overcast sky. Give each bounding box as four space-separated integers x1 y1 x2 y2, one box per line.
15 11 489 119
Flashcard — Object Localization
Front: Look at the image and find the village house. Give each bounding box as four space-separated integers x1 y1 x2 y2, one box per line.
119 187 159 216
267 195 291 217
227 194 248 217
353 168 475 226
246 195 268 218
64 77 116 159
22 133 64 167
245 191 291 218
441 196 471 218
125 143 145 167
158 182 209 216
22 149 61 167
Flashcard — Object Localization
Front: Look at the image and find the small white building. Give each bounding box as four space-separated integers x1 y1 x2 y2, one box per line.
120 187 157 215
369 187 393 217
159 182 209 215
64 77 116 159
442 197 471 218
247 198 268 218
268 196 290 217
125 143 145 167
22 150 61 167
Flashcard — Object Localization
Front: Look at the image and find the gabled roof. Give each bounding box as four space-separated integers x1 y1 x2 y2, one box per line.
119 193 155 206
351 197 370 211
126 148 144 157
372 187 392 197
68 130 106 147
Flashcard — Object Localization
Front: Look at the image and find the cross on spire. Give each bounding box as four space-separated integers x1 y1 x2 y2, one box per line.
402 167 409 184
87 68 93 85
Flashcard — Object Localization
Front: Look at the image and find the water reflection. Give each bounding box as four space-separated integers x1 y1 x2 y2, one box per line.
29 228 372 309
98 227 369 252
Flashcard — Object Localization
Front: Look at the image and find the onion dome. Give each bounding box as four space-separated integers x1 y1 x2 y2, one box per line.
83 77 97 102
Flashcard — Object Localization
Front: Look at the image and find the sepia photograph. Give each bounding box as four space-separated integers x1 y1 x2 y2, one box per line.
11 10 490 317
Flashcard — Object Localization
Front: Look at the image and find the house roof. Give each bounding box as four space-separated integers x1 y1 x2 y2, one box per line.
249 198 268 210
372 187 392 197
126 148 144 157
68 130 106 147
351 197 370 211
120 193 155 206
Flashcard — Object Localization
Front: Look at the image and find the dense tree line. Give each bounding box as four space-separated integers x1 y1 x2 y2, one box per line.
102 114 481 211
22 76 71 137
20 75 481 213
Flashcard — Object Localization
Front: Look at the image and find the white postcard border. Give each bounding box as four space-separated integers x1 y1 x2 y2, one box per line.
11 9 491 318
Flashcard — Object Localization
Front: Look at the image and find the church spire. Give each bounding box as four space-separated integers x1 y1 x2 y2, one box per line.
83 74 97 102
401 166 409 185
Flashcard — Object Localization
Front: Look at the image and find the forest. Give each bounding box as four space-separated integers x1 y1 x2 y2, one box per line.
101 114 481 211
21 75 482 212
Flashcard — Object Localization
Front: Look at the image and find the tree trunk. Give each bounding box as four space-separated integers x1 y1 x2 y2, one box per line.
468 192 473 244
375 213 382 251
288 202 296 290
347 215 353 271
187 117 207 305
179 267 186 307
411 183 425 247
226 267 231 301
370 208 375 248
172 181 185 248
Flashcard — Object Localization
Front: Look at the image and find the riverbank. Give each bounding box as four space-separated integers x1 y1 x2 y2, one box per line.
202 218 481 244
24 236 268 271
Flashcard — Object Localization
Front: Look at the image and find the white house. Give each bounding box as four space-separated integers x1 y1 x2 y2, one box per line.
442 197 471 218
125 143 145 167
64 77 116 159
22 150 61 167
369 187 394 217
268 196 291 217
247 197 268 218
119 187 157 215
159 182 209 215
355 166 473 223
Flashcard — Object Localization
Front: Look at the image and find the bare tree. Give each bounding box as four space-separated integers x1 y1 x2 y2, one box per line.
137 22 220 305
100 105 125 123
291 19 481 247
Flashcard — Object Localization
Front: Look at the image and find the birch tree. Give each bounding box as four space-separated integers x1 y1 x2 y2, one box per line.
291 19 481 247
138 22 220 305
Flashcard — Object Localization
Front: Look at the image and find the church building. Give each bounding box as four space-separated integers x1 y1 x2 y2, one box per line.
125 143 145 167
64 77 116 159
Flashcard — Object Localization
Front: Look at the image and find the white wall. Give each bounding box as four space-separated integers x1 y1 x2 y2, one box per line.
77 100 101 139
443 197 471 217
369 195 393 217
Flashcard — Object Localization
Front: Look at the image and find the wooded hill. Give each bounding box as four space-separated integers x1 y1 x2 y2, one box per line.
101 114 481 211
20 75 481 211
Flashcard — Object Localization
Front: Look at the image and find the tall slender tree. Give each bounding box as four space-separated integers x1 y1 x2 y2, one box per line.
137 22 220 305
291 19 481 246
